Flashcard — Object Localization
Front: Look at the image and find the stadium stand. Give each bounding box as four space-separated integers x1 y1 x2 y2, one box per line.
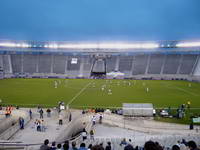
106 56 117 72
163 54 181 74
148 54 164 74
23 54 37 74
11 54 22 73
81 55 94 77
53 55 67 74
0 55 3 71
0 53 200 79
67 56 81 71
0 39 200 81
179 54 198 74
38 55 52 73
0 108 199 150
118 56 133 76
2 55 12 74
194 56 200 76
92 59 106 73
132 54 148 75
66 56 81 77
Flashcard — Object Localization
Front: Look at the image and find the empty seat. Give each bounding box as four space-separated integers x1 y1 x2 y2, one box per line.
148 54 164 74
179 54 198 74
38 55 52 73
11 55 22 73
132 55 148 75
163 54 181 74
23 55 37 73
53 55 67 74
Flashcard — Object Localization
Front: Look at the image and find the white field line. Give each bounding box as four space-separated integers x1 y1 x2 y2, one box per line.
172 86 199 96
163 83 199 96
67 82 92 105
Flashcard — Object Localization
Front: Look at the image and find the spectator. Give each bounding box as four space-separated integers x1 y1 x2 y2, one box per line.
88 144 93 150
37 120 41 132
135 146 139 150
41 120 45 132
19 117 24 129
39 108 44 119
59 113 63 125
172 145 180 150
99 114 103 124
124 144 134 150
46 109 51 117
190 123 194 130
21 117 24 129
82 110 85 114
82 129 87 141
105 142 111 150
91 145 104 150
155 142 163 150
79 143 87 150
40 139 50 150
120 138 127 146
19 117 22 129
176 141 181 147
124 139 134 150
181 139 187 145
69 112 72 122
99 143 104 150
29 109 32 119
90 129 94 141
92 116 96 126
57 143 62 150
187 141 199 150
63 140 69 150
50 141 56 150
71 141 78 150
144 141 158 150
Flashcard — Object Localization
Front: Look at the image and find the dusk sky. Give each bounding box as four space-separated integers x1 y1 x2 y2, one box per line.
0 0 200 42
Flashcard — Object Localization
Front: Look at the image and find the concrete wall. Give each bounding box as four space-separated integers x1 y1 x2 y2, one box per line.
56 114 92 143
0 110 30 140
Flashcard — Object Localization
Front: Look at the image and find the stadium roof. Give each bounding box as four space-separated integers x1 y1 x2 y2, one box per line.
1 40 200 54
1 40 200 50
0 0 200 41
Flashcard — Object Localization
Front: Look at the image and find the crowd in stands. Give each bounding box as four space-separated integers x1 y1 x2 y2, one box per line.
40 138 200 150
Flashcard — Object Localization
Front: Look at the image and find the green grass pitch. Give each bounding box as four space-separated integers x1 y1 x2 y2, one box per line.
0 78 200 109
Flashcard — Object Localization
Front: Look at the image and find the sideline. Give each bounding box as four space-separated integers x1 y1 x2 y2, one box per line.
162 83 199 96
67 82 92 106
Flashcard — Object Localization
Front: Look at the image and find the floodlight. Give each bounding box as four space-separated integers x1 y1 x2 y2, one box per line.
176 42 200 47
0 42 30 48
48 44 58 49
57 43 159 49
0 41 159 49
0 43 16 47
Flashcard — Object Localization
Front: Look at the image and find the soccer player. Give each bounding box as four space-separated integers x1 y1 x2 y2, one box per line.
187 101 191 109
108 89 112 95
54 81 58 88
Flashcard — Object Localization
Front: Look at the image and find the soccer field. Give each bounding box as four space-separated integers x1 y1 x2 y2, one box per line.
0 78 200 108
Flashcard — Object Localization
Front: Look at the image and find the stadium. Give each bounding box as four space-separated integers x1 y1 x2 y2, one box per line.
0 0 200 150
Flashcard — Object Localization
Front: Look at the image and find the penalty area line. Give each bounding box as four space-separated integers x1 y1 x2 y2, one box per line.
67 82 92 106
